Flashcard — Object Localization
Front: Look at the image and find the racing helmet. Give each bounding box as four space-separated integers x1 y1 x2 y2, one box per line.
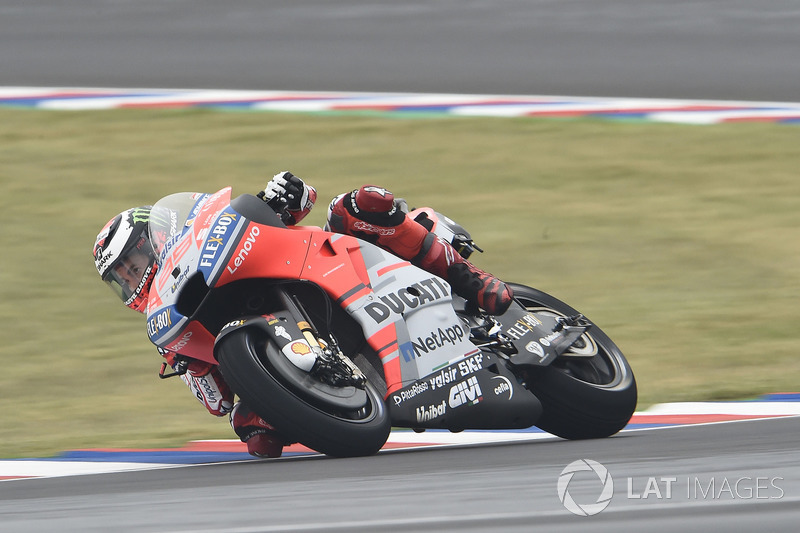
93 206 157 313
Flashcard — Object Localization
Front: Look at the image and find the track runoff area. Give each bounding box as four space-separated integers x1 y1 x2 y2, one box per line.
2 86 798 481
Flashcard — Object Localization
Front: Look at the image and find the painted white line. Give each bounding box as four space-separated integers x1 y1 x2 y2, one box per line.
385 430 553 445
0 461 182 480
649 109 800 124
643 402 800 416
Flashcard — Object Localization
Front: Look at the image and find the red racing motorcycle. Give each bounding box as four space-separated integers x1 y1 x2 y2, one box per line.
146 188 637 457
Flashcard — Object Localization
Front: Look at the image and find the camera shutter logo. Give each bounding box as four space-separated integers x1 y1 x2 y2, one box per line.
557 459 614 516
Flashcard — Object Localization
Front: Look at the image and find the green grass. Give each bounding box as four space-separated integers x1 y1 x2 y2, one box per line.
1 108 798 458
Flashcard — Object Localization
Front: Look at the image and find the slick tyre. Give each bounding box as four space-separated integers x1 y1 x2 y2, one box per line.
217 327 391 457
509 283 637 439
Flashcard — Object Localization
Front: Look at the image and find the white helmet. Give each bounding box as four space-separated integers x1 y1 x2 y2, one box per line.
92 206 157 313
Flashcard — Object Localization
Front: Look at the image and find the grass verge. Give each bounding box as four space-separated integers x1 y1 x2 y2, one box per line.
1 108 798 457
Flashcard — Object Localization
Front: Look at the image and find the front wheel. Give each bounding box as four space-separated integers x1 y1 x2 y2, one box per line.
216 327 391 457
509 283 637 439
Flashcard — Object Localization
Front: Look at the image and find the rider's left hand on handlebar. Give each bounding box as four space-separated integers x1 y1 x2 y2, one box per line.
261 171 317 225
261 171 310 211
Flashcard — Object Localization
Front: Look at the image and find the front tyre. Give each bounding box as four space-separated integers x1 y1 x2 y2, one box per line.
509 283 637 439
217 328 391 457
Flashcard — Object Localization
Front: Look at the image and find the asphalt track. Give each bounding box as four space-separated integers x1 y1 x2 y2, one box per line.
2 416 799 532
1 0 800 101
3 2 800 531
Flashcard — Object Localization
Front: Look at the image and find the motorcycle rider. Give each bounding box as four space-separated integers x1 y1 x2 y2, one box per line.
94 206 285 458
93 171 513 458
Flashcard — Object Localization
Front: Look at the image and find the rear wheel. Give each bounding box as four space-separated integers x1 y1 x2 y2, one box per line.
216 327 391 457
509 283 637 439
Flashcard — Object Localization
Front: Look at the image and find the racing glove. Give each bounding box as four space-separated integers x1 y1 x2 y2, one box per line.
258 171 317 225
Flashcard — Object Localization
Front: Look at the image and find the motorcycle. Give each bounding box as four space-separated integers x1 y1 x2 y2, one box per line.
146 187 637 457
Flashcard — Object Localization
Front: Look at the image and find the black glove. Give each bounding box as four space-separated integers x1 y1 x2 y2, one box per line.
258 171 317 224
260 171 310 210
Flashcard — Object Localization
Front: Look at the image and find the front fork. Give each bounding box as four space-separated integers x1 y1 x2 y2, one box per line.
274 286 367 389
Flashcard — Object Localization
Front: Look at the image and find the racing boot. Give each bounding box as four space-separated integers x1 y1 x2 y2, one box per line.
230 402 285 458
416 233 514 315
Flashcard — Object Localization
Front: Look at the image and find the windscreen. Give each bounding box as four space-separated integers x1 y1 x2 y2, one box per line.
148 192 208 266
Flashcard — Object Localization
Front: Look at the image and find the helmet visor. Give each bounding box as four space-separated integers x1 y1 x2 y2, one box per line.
102 229 156 306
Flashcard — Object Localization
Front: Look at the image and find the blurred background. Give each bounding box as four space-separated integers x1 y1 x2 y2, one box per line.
1 0 798 458
2 0 800 100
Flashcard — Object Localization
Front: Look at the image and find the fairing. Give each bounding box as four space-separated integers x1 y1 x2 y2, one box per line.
144 189 481 395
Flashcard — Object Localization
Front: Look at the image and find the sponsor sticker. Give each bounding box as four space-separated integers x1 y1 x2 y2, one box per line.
365 278 451 324
274 325 293 341
392 381 430 406
199 211 238 268
226 224 260 274
281 340 316 372
491 375 513 400
448 376 483 408
416 400 446 423
505 313 544 341
407 324 465 361
525 341 545 357
290 341 311 355
147 307 172 337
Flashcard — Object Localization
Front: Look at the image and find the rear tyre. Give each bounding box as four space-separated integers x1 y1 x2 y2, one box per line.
509 283 637 439
217 328 391 457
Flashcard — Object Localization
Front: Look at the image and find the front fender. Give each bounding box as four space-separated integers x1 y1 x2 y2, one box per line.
213 312 316 371
214 312 370 413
